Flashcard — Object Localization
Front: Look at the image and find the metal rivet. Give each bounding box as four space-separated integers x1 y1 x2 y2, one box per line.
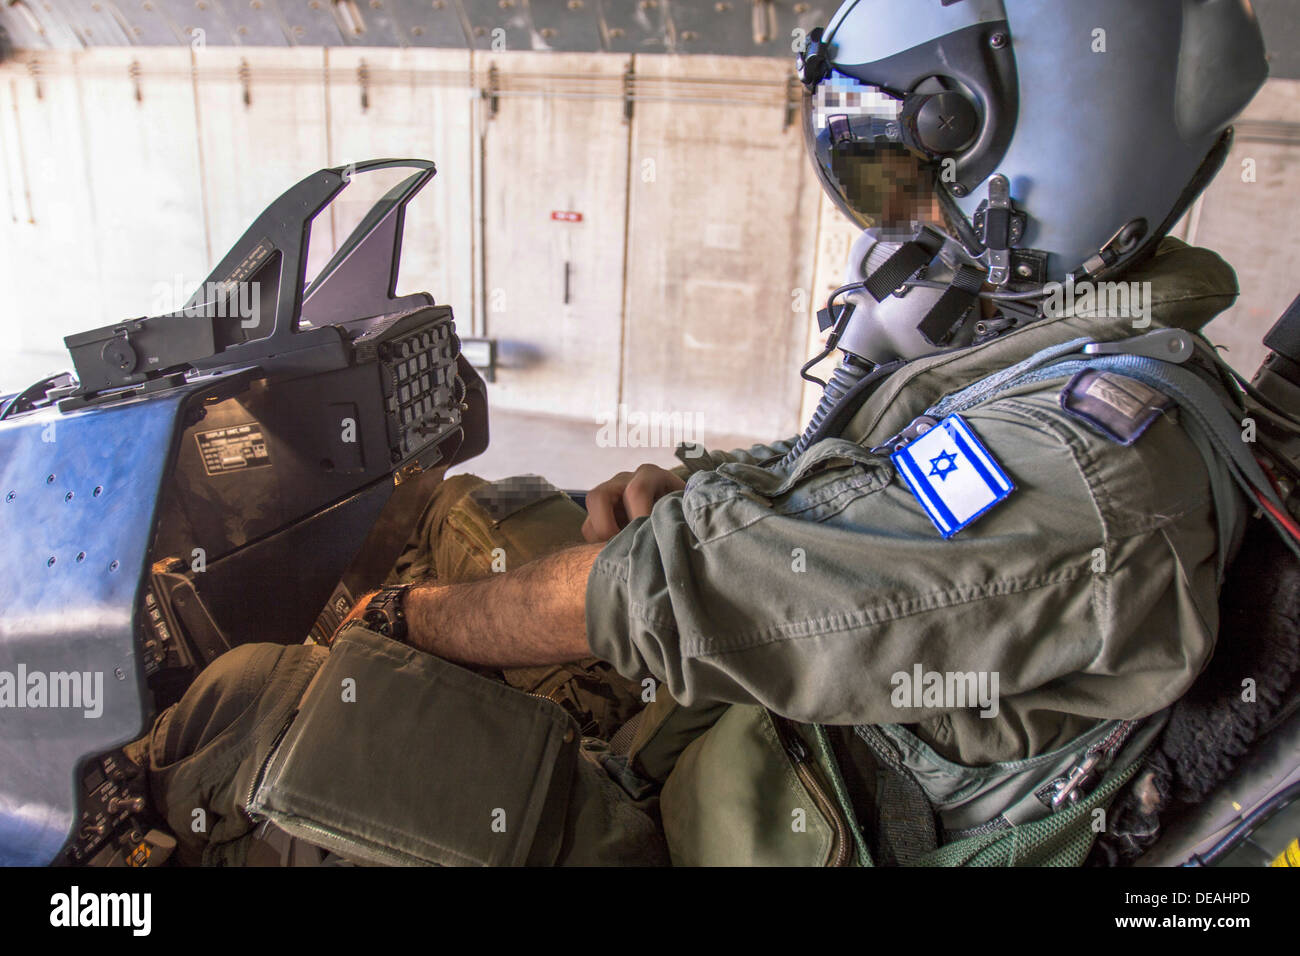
990 32 1008 49
4 491 13 502
951 184 968 197
115 667 126 680
1016 263 1033 278
76 552 86 563
64 491 74 502
47 556 56 567
46 474 55 484
109 560 120 572
93 486 103 497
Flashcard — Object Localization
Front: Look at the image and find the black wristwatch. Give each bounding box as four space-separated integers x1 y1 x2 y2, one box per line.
362 583 414 642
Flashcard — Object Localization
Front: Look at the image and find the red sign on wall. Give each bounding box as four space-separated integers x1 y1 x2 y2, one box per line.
550 211 584 223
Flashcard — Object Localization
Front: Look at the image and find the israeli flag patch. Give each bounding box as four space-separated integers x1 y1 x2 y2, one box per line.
890 414 1015 538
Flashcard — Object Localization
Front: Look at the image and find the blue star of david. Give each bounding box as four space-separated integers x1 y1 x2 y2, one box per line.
928 449 960 481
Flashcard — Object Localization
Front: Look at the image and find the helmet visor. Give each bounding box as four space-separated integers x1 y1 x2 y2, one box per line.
802 72 938 232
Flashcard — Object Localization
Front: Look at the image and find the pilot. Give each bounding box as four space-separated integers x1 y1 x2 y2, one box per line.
128 0 1273 866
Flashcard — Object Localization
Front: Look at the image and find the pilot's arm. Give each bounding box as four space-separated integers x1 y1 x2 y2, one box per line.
400 542 601 667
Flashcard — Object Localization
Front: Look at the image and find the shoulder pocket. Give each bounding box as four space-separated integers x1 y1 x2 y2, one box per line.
683 438 889 542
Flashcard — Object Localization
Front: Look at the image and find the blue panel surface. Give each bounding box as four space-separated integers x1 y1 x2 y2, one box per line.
0 389 190 865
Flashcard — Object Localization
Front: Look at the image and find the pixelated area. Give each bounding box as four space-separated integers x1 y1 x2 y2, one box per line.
467 474 562 521
807 72 938 229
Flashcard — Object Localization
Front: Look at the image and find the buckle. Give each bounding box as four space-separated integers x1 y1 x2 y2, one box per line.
1082 328 1194 364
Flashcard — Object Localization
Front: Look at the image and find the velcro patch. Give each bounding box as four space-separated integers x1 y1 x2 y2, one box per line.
891 414 1015 538
467 474 562 521
1060 371 1173 446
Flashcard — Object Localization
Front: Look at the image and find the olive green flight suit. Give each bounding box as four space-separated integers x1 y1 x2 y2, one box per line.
137 475 664 866
583 239 1245 863
138 238 1244 866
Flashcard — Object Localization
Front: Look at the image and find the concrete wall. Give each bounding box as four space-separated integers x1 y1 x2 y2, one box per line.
0 48 1297 449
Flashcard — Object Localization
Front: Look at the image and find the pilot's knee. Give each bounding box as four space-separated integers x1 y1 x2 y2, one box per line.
148 642 307 768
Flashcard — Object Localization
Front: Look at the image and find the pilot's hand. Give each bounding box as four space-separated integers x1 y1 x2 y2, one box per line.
582 464 686 543
332 590 377 640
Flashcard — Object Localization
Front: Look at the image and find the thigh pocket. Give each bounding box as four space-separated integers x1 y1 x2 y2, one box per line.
247 624 579 866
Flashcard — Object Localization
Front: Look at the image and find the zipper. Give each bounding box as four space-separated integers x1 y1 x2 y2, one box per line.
771 713 852 867
244 708 299 814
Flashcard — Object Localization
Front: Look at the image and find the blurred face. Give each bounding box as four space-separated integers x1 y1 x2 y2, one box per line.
804 75 943 233
828 141 942 231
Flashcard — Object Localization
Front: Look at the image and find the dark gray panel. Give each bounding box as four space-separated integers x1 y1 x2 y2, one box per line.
458 0 535 51
272 0 346 46
164 0 239 45
0 0 83 49
668 0 828 58
385 0 470 47
599 0 670 53
104 0 189 46
4 0 1288 66
527 0 604 53
46 0 131 47
211 0 294 46
103 0 186 45
328 0 406 47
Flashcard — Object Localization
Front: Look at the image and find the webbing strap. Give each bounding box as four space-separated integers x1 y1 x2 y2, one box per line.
863 227 946 301
925 341 1300 573
916 263 984 347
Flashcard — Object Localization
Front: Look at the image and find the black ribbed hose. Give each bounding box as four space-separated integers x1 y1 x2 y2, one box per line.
780 354 901 468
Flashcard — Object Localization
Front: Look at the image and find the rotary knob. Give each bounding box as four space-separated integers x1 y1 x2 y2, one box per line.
101 337 138 375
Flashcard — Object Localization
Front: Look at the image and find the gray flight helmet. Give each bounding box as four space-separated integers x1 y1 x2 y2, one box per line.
800 0 1268 284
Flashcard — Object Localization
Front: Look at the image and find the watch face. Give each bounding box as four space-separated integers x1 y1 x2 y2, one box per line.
364 587 408 640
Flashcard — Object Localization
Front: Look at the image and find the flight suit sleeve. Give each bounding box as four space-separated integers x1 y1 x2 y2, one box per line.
668 436 800 480
585 387 1222 729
